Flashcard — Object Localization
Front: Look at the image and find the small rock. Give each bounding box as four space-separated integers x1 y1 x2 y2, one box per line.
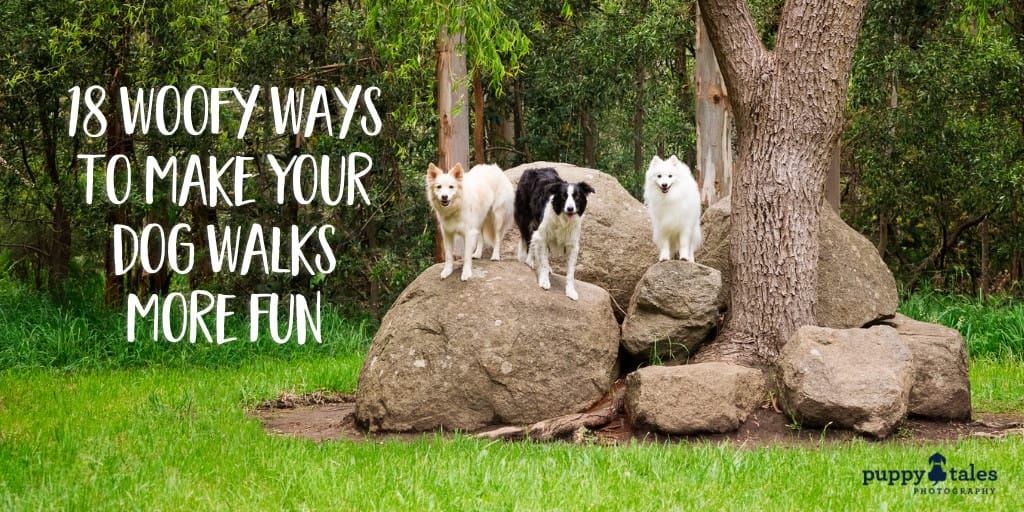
625 363 766 434
779 325 913 438
891 314 971 420
620 261 725 361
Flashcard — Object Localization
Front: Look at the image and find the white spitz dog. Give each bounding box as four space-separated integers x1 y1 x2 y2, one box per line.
644 155 702 261
426 162 514 280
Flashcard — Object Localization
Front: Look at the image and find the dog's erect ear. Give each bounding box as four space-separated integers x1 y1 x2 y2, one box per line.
577 182 595 196
667 155 681 165
649 155 663 167
450 163 464 180
428 163 442 180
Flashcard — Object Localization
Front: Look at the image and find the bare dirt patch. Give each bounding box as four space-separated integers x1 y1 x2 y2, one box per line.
250 391 1024 446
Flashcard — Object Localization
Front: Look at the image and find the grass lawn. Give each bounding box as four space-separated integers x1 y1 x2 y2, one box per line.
2 356 1022 510
1 282 1022 510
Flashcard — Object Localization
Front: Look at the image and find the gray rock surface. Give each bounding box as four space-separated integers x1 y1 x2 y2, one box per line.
355 261 620 432
625 363 766 434
779 325 914 438
891 314 972 420
620 260 725 360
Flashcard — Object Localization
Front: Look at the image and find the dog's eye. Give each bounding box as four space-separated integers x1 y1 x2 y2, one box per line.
435 185 442 189
668 175 673 179
657 174 662 178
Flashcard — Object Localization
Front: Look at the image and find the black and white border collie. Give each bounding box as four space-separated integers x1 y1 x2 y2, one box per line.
514 168 595 300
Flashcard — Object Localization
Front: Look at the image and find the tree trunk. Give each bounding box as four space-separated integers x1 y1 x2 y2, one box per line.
633 1 648 175
37 91 71 296
487 104 516 168
672 19 694 164
825 141 841 212
435 25 470 263
693 0 869 366
473 69 486 165
189 197 217 290
979 217 989 300
104 67 133 307
512 77 530 162
1013 194 1021 285
694 5 733 206
877 212 889 257
581 108 597 166
49 198 72 293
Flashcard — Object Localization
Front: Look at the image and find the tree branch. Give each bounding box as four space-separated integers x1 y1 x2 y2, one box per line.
0 243 49 258
775 0 869 82
695 0 765 100
910 210 992 281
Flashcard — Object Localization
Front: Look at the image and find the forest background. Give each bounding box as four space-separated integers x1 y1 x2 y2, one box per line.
1 0 1021 320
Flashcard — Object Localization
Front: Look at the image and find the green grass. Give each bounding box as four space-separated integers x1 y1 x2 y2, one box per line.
900 290 1024 358
969 356 1024 414
1 283 1022 510
2 357 1021 511
0 277 372 370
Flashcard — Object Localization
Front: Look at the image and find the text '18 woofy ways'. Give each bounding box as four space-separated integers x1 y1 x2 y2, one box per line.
66 84 383 345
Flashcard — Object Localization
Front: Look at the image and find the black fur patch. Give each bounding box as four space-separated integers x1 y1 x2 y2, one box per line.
514 168 595 245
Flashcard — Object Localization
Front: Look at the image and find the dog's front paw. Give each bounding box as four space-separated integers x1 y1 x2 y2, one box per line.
565 286 579 301
538 276 551 290
461 267 473 281
658 254 671 262
440 265 453 279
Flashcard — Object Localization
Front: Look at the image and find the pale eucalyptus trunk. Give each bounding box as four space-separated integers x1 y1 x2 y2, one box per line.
434 25 470 262
695 5 733 205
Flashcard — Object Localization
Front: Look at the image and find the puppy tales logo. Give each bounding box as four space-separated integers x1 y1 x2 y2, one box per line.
862 452 998 496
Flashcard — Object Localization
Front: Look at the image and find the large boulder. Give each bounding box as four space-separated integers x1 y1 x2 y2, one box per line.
503 162 658 318
355 261 620 432
891 314 972 420
624 363 766 434
779 325 914 438
694 197 898 328
620 261 725 361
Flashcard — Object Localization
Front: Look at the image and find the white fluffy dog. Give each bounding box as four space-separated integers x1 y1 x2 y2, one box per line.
426 162 514 280
644 155 702 261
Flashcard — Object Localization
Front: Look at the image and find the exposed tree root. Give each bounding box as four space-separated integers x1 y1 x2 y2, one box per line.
475 380 626 442
690 328 770 370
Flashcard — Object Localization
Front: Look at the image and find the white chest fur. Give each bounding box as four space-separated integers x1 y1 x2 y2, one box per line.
537 201 582 257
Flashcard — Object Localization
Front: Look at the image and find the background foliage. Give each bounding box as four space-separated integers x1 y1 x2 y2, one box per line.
1 0 1021 321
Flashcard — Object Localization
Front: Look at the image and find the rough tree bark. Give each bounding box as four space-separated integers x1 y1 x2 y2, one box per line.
104 67 132 307
434 25 470 262
694 5 733 205
37 90 72 296
693 0 869 366
473 69 485 165
825 141 841 212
